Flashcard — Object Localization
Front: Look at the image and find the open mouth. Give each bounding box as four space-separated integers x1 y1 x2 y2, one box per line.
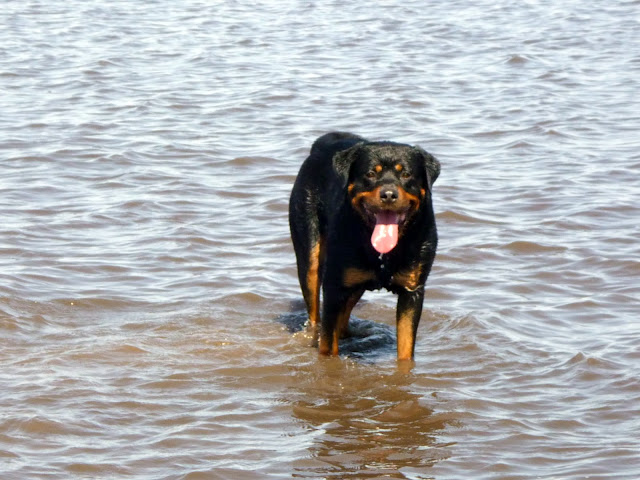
368 209 408 254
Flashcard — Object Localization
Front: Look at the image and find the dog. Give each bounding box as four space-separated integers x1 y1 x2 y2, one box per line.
289 132 440 360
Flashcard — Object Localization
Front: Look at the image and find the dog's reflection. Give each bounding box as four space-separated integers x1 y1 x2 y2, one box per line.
287 359 455 478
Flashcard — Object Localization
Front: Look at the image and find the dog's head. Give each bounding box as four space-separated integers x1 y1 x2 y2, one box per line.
334 141 440 254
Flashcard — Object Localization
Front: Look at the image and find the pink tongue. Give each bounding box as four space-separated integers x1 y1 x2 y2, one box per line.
371 212 399 254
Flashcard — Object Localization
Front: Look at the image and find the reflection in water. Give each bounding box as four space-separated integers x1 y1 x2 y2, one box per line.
289 360 456 479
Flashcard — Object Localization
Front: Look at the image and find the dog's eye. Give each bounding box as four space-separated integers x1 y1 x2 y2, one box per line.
401 171 412 179
366 171 377 179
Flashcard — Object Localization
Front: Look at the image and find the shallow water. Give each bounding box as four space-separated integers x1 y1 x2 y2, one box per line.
1 0 639 478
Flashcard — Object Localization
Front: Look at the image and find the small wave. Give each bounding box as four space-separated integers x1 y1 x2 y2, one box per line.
52 297 154 311
3 416 87 436
505 54 530 65
503 140 536 150
437 210 504 225
500 240 567 254
228 156 278 167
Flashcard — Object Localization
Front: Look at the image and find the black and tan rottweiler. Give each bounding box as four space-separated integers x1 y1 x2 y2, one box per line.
289 132 440 361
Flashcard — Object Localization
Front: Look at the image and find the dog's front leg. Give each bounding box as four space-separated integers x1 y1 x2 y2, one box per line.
396 288 425 361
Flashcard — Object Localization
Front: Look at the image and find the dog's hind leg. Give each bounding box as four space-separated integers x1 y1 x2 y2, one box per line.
290 222 324 332
319 287 363 356
303 236 324 330
289 183 325 331
336 289 363 339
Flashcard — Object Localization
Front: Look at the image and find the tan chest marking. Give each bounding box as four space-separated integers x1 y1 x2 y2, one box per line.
343 268 376 288
391 266 423 291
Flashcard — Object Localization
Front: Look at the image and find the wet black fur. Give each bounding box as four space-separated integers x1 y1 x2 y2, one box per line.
289 132 440 359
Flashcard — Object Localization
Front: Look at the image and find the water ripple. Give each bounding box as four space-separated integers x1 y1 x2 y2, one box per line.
2 0 640 478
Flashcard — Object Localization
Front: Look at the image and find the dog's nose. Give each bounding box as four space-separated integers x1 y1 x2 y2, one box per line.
380 188 398 203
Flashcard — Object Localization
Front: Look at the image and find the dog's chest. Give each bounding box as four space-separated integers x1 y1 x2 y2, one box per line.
342 256 422 293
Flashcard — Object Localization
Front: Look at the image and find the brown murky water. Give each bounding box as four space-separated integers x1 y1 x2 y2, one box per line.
1 1 639 478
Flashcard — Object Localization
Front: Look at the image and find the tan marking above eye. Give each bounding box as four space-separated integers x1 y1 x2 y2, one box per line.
395 164 403 172
374 165 383 173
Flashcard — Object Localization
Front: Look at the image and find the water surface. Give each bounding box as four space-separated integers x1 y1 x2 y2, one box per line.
1 1 639 478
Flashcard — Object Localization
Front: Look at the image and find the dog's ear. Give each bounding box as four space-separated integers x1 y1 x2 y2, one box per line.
413 146 440 190
333 144 363 186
